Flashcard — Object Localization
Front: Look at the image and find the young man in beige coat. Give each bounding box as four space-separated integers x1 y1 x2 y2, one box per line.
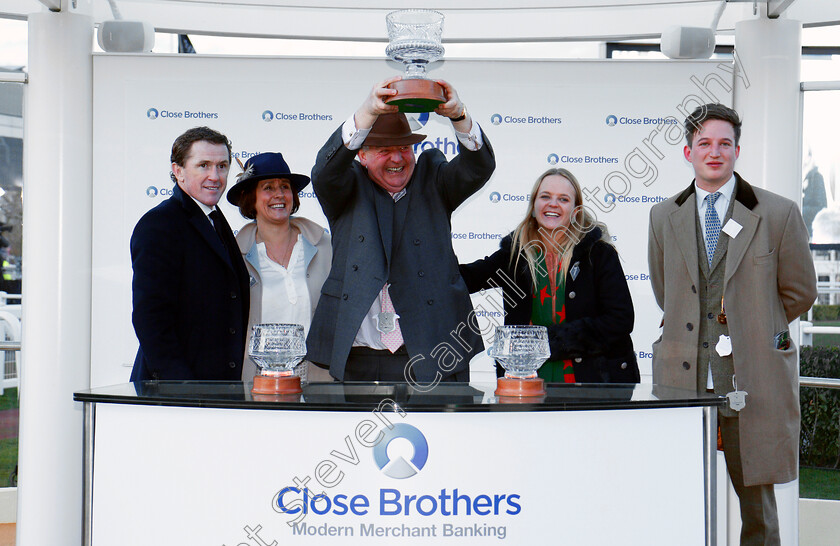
648 103 817 545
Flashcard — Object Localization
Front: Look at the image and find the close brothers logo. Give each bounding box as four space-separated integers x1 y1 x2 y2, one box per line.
373 423 429 479
603 114 678 127
145 186 173 198
406 112 430 131
488 113 561 125
602 192 666 205
488 192 501 203
259 110 333 122
145 107 219 120
265 416 519 541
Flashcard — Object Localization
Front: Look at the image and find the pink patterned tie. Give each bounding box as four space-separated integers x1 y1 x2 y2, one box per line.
380 285 404 353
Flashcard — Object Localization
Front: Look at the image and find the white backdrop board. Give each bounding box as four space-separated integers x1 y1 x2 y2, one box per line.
90 402 707 545
91 54 735 386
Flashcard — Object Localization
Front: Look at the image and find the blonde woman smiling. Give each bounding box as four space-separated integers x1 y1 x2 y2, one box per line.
461 168 639 383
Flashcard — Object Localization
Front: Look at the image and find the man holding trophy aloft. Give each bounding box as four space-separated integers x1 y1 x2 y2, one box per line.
306 13 495 385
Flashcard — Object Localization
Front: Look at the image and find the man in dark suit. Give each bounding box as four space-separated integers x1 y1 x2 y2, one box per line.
648 104 816 545
130 126 250 381
307 77 495 386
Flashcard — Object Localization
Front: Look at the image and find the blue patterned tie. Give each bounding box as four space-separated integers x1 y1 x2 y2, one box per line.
704 192 722 267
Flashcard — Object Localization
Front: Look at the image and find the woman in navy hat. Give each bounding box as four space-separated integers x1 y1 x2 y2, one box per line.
227 152 333 383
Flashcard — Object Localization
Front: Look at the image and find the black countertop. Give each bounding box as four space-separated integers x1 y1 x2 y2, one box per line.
74 381 725 413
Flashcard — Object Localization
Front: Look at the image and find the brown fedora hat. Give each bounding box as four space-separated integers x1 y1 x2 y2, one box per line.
362 113 426 147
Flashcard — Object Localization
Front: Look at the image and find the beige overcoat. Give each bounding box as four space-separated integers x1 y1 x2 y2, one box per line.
236 216 333 384
648 174 817 486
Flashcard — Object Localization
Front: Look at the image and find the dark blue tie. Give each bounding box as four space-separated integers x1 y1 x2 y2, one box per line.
210 209 239 267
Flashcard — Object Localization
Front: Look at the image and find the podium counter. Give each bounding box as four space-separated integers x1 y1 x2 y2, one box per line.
75 382 724 545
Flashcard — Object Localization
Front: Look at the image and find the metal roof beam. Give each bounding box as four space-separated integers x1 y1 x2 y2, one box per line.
769 0 798 19
37 0 61 11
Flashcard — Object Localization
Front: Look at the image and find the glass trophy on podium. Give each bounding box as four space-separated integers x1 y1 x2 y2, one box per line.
487 325 550 397
248 323 306 395
384 9 446 112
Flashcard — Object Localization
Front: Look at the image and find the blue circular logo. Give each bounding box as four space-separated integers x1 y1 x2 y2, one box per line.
262 110 274 122
146 108 158 120
407 112 430 131
605 115 617 127
373 423 429 479
547 153 559 165
489 191 501 203
604 192 616 204
145 186 158 198
490 114 502 126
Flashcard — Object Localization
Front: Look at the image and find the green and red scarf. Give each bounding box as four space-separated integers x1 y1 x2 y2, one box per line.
530 251 575 383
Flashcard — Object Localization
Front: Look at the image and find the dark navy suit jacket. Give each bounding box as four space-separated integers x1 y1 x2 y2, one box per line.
130 184 249 381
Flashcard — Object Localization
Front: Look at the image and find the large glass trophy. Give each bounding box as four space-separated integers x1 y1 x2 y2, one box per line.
248 323 306 395
384 9 446 113
487 325 550 397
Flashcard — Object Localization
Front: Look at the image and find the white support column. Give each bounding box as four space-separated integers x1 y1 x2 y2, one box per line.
19 10 93 545
734 9 802 202
734 8 802 546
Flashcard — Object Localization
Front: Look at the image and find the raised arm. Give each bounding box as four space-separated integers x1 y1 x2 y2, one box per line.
311 77 403 220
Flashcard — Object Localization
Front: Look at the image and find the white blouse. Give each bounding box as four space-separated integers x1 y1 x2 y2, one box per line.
256 235 311 335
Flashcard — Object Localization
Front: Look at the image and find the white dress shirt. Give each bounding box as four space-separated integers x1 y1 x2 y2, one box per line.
695 174 736 245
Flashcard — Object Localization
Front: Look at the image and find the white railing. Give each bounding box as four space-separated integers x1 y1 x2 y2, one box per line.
0 293 22 394
800 376 840 389
800 321 840 347
0 311 20 395
797 330 840 544
0 292 21 306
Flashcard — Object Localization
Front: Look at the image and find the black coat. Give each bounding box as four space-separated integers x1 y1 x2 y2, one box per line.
129 184 249 381
460 227 639 383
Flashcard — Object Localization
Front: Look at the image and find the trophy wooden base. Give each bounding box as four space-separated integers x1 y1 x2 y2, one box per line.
252 393 303 402
496 393 547 404
252 374 302 395
495 376 546 397
386 79 446 113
